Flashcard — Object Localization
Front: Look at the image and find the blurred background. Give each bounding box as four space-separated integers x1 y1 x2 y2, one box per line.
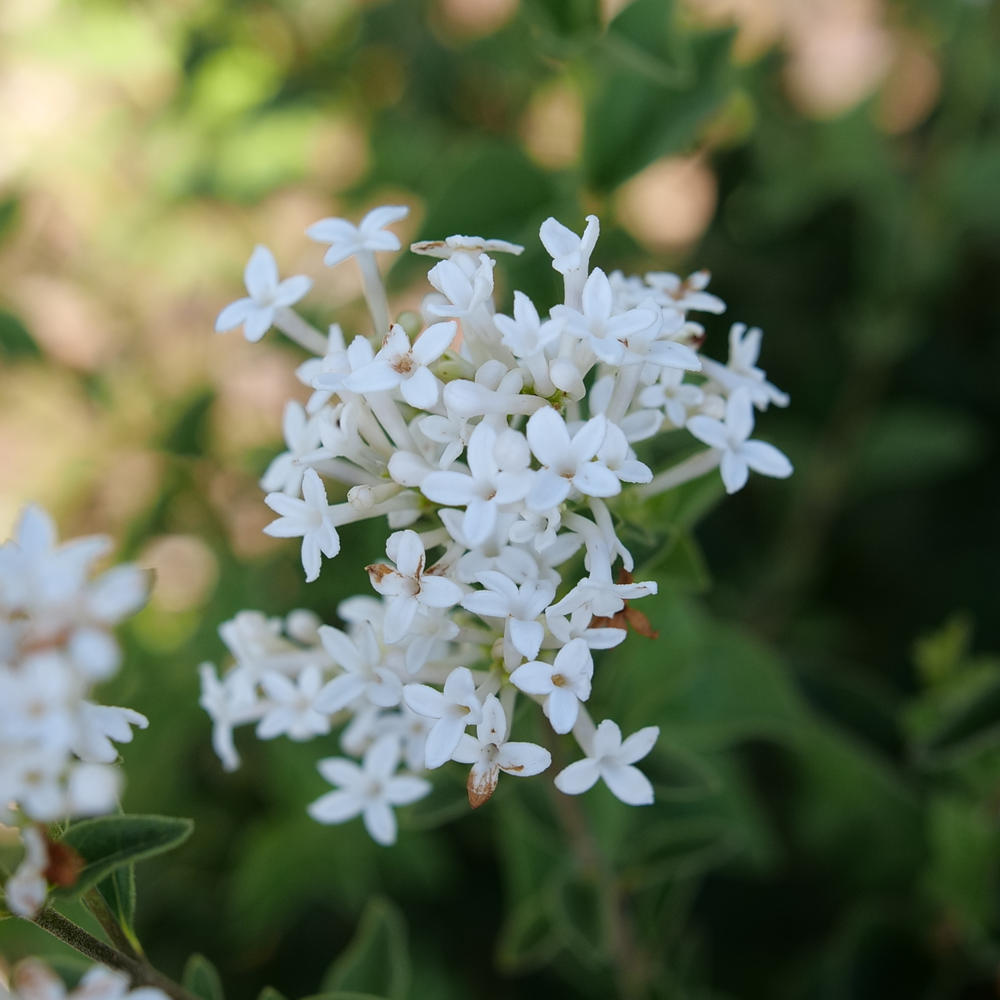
1 0 999 997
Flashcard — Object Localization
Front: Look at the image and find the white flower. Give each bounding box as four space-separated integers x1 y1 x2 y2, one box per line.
308 735 431 845
687 388 793 494
411 235 524 258
452 694 551 807
555 719 659 805
263 468 342 581
417 411 471 469
425 254 495 320
366 530 463 645
524 408 619 511
403 666 483 768
553 269 658 365
644 269 726 314
71 704 149 764
345 322 455 409
215 246 313 343
12 959 169 1000
306 206 409 267
256 666 331 741
546 608 628 650
493 292 562 359
461 571 555 670
260 401 324 497
597 422 653 486
420 423 534 547
4 827 48 918
314 622 403 712
548 561 657 620
509 638 593 734
539 215 599 274
639 368 705 427
700 322 789 410
199 663 262 772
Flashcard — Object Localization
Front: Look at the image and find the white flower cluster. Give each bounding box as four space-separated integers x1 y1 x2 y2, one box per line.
205 207 792 846
0 506 150 916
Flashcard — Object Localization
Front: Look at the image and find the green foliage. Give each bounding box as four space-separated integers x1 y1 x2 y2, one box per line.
0 310 40 360
55 815 193 898
320 899 409 1000
184 954 226 1000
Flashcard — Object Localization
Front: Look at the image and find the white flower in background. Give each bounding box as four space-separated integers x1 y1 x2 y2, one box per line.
307 205 409 267
687 388 793 494
403 666 483 768
12 958 169 1000
555 719 659 805
366 530 463 645
215 245 313 343
509 638 594 734
4 826 48 918
308 735 431 845
202 205 797 844
263 468 342 582
452 694 551 807
345 322 456 409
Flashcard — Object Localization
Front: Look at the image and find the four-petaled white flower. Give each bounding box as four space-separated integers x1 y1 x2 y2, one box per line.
257 666 331 741
554 719 659 806
644 269 726 314
12 959 170 1000
345 322 455 409
403 666 483 769
539 215 599 274
260 401 324 497
263 469 342 582
639 368 705 428
421 423 534 547
366 530 463 644
509 638 593 734
306 205 409 267
314 622 403 712
426 254 496 320
452 694 551 807
461 571 555 670
554 268 658 365
687 387 793 494
308 735 431 845
700 322 789 410
525 408 620 511
215 245 312 343
494 291 562 359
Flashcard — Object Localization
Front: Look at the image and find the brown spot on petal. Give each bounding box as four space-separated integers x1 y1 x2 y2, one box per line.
366 562 394 584
467 766 498 809
43 838 83 888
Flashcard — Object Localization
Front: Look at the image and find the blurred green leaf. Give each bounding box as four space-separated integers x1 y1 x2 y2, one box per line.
495 889 562 973
56 815 194 897
0 195 19 243
183 954 225 1000
96 865 137 941
255 988 287 1000
0 310 41 359
161 389 215 457
320 898 410 1000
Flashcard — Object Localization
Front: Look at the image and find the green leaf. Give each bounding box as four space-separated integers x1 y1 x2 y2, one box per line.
549 870 607 966
160 389 215 457
495 891 562 973
0 310 41 360
56 815 193 897
321 898 410 1000
255 989 287 1000
97 864 138 941
183 954 224 1000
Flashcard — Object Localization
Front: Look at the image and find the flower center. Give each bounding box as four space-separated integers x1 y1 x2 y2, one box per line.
552 673 567 687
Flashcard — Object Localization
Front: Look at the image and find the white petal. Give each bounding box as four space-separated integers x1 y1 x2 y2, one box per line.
402 683 446 719
425 715 468 768
554 758 601 795
617 725 660 765
720 451 749 494
496 742 551 776
602 763 654 806
400 365 440 409
244 245 279 299
545 687 579 734
363 800 398 845
740 440 793 479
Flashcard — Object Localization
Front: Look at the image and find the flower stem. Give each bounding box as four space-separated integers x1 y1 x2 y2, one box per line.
31 907 199 1000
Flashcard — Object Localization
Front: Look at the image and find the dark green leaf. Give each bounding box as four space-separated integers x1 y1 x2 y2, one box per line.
0 310 41 360
256 988 287 1000
183 954 224 1000
161 389 215 457
495 891 562 973
57 815 193 897
321 898 409 1000
97 864 137 939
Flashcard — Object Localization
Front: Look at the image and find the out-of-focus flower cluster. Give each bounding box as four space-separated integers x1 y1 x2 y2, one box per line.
0 506 149 916
1 957 168 1000
202 207 793 846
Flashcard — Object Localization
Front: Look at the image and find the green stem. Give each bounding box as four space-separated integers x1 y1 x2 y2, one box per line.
83 889 144 961
31 908 198 1000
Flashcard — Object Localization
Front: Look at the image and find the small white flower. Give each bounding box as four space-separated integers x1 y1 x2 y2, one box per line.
461 571 555 670
553 269 658 365
452 694 551 807
597 422 653 486
13 958 170 1000
525 408 620 511
425 254 495 320
71 703 149 764
307 205 409 267
263 468 342 582
256 666 331 741
509 638 593 734
4 827 48 918
700 322 789 410
314 622 403 712
260 401 324 497
539 215 599 274
411 235 524 258
421 423 534 547
403 666 483 768
546 608 628 650
366 530 463 645
639 368 705 428
494 292 562 359
345 322 456 409
687 388 793 494
308 735 431 845
644 269 726 314
215 245 313 343
555 719 659 805
199 663 263 772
